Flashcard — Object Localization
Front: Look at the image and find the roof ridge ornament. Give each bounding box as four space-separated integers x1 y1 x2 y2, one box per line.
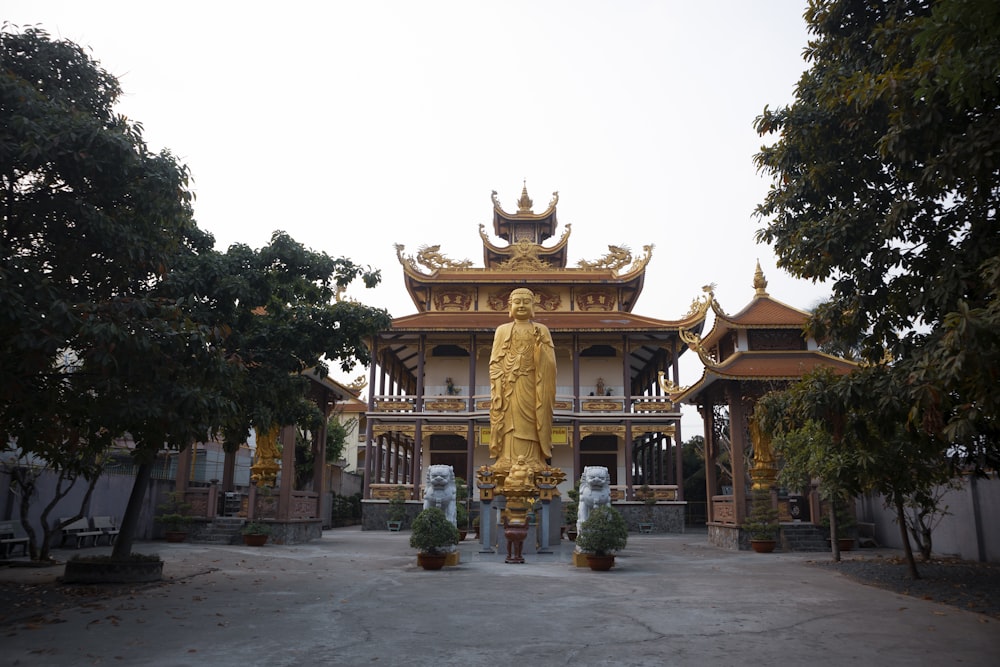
753 260 769 297
516 179 534 214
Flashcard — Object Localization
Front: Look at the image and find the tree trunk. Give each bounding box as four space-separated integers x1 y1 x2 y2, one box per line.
895 497 920 580
112 461 152 559
828 501 841 562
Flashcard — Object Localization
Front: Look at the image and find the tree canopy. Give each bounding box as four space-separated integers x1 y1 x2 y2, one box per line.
1 26 392 559
753 0 1000 466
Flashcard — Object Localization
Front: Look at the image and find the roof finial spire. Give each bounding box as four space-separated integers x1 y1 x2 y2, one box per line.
517 179 533 214
753 259 769 296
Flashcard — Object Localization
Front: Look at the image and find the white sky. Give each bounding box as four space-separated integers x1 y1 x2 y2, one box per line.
9 1 822 439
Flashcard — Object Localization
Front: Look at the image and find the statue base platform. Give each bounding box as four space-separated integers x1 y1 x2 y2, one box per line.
445 551 460 566
572 551 591 568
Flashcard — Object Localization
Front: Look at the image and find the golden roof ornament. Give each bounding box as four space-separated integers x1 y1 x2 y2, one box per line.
516 180 534 214
753 260 769 297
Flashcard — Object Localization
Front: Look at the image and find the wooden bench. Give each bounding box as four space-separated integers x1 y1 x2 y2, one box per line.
91 516 120 545
0 520 29 558
59 517 104 548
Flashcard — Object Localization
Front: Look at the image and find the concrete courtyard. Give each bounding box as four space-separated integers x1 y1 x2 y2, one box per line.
1 527 997 666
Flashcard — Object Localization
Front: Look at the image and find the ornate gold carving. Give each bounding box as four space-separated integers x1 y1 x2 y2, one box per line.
679 329 719 367
657 371 691 397
582 399 624 411
623 244 654 275
535 467 566 501
347 375 368 393
432 288 473 311
575 289 616 312
420 425 468 440
577 244 632 271
424 399 466 412
417 245 474 271
580 424 625 437
553 400 573 410
487 287 559 312
495 239 552 271
250 426 281 488
516 182 533 213
631 424 677 437
370 484 413 500
685 284 716 318
394 243 422 273
633 400 674 413
475 399 492 410
375 400 414 411
753 259 769 297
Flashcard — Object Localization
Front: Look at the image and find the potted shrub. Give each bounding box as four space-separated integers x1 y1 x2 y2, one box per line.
156 491 194 542
409 507 459 570
638 484 656 533
744 488 780 553
575 505 629 570
241 521 272 546
386 487 407 531
821 495 858 551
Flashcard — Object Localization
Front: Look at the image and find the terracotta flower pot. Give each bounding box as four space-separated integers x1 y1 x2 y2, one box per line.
164 531 188 543
585 554 615 571
243 534 268 546
417 553 448 570
750 539 776 553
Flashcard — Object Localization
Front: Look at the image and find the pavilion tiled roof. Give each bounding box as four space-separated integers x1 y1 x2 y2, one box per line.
673 350 858 404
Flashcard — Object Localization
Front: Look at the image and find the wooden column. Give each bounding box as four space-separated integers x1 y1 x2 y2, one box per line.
701 402 717 523
413 421 423 500
727 384 748 525
672 341 684 500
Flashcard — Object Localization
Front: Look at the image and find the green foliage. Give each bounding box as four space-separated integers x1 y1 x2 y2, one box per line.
819 496 856 540
241 521 272 536
757 365 953 574
743 488 779 541
564 481 579 527
753 0 1000 469
0 26 392 560
575 505 629 556
156 492 194 532
409 508 459 555
387 487 408 523
454 477 469 529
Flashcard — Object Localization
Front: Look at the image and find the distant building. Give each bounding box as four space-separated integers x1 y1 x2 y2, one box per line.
361 185 710 504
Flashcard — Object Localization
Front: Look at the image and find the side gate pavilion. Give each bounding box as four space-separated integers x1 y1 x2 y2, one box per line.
360 186 711 528
669 265 858 549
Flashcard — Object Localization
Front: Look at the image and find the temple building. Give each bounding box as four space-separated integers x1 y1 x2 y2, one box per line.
668 263 858 548
361 185 712 511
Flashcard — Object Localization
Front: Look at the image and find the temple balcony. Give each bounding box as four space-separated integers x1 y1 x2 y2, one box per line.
370 391 678 417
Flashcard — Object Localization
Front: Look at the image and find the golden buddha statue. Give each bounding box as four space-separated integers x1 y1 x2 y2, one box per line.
489 287 556 475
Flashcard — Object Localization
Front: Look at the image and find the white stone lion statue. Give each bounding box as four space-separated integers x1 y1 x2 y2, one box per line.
577 466 612 535
423 464 457 526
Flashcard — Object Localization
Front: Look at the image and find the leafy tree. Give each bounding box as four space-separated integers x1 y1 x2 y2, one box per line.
753 0 1000 467
757 366 952 576
1 26 392 561
1 25 224 559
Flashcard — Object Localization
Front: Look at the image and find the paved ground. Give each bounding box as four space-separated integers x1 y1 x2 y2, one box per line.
1 528 997 667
